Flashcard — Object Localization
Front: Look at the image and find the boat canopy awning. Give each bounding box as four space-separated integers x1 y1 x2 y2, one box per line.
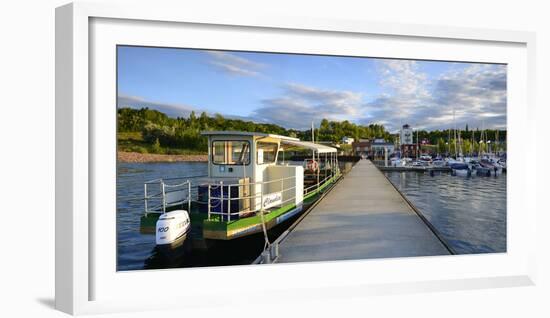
281 140 337 154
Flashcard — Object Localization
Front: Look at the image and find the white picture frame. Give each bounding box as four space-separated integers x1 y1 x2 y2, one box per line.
55 2 537 315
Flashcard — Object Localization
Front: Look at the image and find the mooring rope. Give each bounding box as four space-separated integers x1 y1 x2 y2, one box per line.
259 207 271 251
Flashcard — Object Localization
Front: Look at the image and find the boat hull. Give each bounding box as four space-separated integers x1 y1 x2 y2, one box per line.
202 174 340 240
452 169 470 177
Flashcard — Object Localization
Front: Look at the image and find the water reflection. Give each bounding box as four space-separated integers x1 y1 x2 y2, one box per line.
384 171 506 254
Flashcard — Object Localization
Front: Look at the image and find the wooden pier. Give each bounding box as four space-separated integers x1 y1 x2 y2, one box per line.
272 160 451 263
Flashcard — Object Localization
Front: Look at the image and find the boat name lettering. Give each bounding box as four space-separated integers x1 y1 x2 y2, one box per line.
263 192 282 209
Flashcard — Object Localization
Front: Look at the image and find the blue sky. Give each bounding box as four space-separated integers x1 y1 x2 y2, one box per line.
117 46 506 132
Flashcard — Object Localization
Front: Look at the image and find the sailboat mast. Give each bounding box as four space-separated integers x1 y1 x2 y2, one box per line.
480 121 487 156
471 129 475 157
453 108 457 157
311 121 314 144
448 128 451 155
496 130 499 154
458 129 462 157
416 126 419 159
311 121 315 162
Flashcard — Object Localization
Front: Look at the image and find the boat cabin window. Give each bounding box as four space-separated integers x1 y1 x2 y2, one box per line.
212 140 250 165
257 142 278 164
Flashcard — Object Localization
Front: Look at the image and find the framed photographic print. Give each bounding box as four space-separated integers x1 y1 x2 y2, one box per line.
56 2 537 315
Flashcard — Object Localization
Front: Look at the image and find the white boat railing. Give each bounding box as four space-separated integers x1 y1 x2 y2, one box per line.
207 175 298 221
144 175 207 215
143 165 340 221
304 172 335 196
207 165 340 221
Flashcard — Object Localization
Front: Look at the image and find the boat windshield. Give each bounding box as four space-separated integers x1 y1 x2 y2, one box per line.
257 142 278 164
212 140 250 165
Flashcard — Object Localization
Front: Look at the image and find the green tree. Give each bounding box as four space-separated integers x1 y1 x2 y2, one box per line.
437 138 446 154
188 111 197 127
152 137 162 153
463 139 472 155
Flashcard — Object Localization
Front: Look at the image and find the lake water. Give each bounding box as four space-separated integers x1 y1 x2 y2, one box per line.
117 162 208 271
384 171 507 254
117 160 340 271
117 162 506 271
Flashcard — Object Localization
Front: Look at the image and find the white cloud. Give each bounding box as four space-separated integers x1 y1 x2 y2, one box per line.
252 83 366 129
209 61 260 77
432 64 506 130
365 61 506 132
379 60 429 98
206 51 265 77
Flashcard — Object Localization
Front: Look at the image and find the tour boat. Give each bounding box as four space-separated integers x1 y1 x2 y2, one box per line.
139 131 341 247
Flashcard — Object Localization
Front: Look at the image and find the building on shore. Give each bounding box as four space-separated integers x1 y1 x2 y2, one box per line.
352 138 396 158
351 139 371 157
371 140 395 159
399 124 418 158
341 136 355 145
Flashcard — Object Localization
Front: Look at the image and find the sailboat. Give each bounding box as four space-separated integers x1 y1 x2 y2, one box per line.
448 109 471 177
477 122 501 176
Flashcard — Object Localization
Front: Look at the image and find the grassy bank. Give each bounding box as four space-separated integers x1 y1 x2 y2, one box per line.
118 151 207 163
118 132 207 154
118 132 208 162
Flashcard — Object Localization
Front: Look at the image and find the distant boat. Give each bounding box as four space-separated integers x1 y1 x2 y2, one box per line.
487 156 505 174
419 154 432 162
497 158 507 171
479 158 500 176
469 160 491 176
446 157 464 166
390 157 409 167
449 162 471 177
412 160 429 167
432 158 446 167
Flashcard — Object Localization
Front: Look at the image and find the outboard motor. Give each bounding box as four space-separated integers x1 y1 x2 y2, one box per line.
156 210 191 246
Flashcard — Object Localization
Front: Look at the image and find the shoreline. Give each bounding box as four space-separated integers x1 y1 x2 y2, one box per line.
117 151 208 163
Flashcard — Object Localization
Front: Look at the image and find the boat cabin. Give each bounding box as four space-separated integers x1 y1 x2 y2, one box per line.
141 130 340 241
200 131 338 221
202 130 296 183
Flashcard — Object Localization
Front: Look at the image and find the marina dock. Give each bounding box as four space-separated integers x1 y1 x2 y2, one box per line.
376 166 451 172
272 160 451 263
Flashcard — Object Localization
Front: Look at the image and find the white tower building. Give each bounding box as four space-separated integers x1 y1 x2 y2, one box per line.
400 124 413 145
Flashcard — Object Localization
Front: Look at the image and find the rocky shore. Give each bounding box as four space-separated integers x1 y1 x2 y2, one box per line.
117 151 208 163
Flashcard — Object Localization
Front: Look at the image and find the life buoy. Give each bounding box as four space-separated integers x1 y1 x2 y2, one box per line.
306 160 319 172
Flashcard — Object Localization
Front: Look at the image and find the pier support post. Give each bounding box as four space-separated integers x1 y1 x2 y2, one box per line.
384 147 388 167
261 250 271 264
270 243 279 261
